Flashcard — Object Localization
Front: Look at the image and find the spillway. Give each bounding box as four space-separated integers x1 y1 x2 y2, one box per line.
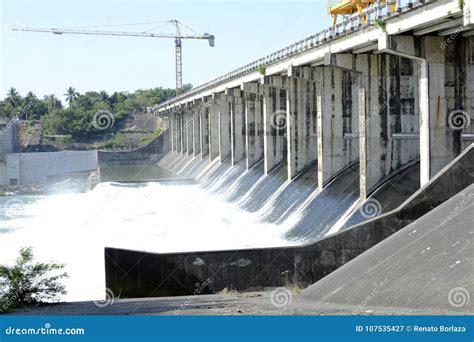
155 152 423 245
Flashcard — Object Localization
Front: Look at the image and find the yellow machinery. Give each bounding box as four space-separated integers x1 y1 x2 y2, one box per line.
328 0 396 25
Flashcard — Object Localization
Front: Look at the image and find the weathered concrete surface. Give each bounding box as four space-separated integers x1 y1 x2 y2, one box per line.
4 150 98 186
199 105 210 159
229 89 246 166
185 111 193 156
357 52 420 196
9 290 464 316
216 96 231 162
192 108 201 157
261 83 286 175
98 130 170 165
104 145 473 298
302 184 474 312
208 102 220 161
0 119 20 155
244 85 264 170
317 58 359 189
286 68 318 180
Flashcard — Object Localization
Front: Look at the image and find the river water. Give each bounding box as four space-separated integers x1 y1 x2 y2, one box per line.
0 181 298 302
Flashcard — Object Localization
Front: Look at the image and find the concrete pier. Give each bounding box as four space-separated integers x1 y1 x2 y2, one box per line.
261 76 287 175
185 110 193 156
192 108 201 157
199 104 210 159
208 100 220 161
286 66 318 180
156 0 473 201
243 83 264 170
214 94 231 162
228 88 246 166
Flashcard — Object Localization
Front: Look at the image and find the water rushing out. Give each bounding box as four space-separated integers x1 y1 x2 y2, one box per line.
0 154 420 302
0 182 298 301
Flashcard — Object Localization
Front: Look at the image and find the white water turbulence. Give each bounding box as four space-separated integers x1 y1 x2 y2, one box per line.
0 182 300 302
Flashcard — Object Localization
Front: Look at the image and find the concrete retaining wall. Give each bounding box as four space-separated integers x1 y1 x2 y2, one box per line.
0 150 98 186
98 130 170 165
104 144 474 298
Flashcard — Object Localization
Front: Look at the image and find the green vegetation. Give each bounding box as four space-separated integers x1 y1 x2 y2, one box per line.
257 66 266 75
140 127 163 145
0 84 192 142
373 19 387 33
96 132 137 150
0 247 68 312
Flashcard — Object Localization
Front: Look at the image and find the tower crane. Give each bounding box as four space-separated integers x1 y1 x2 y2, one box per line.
13 19 215 95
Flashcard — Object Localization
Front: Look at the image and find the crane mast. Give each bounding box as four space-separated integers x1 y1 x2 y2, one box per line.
13 20 215 95
172 20 183 95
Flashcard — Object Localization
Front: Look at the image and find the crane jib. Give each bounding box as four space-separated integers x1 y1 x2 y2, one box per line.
10 23 215 94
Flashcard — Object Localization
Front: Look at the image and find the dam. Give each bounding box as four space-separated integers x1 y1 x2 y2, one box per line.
100 0 474 310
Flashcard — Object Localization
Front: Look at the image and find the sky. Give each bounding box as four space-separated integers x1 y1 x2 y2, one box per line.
1 0 331 103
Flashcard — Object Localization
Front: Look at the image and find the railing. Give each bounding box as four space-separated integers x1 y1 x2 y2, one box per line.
154 0 430 111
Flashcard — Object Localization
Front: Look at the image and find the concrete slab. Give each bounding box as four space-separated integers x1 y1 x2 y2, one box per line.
301 184 474 312
8 290 465 316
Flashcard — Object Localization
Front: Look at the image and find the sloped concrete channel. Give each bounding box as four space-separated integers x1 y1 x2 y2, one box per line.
104 146 473 304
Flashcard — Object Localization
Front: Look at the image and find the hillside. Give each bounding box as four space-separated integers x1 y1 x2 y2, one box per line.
21 111 163 152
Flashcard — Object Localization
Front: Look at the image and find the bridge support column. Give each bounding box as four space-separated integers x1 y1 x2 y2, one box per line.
174 113 180 154
228 88 246 166
243 83 264 170
192 108 201 157
286 66 318 181
319 54 361 191
179 112 185 155
169 112 176 153
199 104 210 159
419 59 430 187
261 76 287 175
378 34 429 187
208 100 220 161
420 36 467 180
185 110 193 156
213 94 231 162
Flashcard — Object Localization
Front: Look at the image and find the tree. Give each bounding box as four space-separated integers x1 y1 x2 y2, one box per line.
0 247 68 312
25 91 36 100
99 90 110 106
44 94 62 112
64 86 79 107
6 87 22 109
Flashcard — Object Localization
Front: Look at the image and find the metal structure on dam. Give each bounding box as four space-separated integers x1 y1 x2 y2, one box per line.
154 0 473 203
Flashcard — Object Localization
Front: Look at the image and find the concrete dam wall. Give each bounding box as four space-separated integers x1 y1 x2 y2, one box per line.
105 145 473 298
98 129 171 165
104 0 474 300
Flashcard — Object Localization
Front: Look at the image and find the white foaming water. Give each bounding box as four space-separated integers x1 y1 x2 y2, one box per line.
0 182 298 302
